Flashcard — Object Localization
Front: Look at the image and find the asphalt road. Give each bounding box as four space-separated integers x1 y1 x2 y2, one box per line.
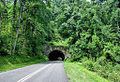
0 61 68 82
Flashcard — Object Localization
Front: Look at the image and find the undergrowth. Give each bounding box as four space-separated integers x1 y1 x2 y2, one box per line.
81 57 120 82
64 62 109 82
0 55 48 72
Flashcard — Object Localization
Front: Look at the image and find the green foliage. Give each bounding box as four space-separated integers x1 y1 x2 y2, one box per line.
81 57 120 81
51 0 120 81
103 42 120 62
0 55 48 72
64 62 109 82
0 0 54 57
54 0 120 63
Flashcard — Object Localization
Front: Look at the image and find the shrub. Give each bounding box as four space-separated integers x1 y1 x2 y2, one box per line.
80 57 120 82
82 58 95 71
96 56 107 66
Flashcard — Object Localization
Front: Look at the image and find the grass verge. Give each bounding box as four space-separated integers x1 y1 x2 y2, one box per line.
0 55 48 72
63 62 110 82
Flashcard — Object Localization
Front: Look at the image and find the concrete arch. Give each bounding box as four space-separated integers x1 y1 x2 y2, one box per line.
43 45 68 60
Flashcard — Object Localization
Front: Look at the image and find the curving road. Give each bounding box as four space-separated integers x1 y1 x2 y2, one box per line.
0 61 68 82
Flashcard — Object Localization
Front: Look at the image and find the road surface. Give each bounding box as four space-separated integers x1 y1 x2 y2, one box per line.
0 61 68 82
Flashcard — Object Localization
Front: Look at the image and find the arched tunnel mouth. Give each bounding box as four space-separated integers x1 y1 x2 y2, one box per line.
48 50 65 61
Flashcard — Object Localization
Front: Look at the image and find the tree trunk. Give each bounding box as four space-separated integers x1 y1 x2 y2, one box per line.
0 18 1 32
118 0 120 8
12 0 22 55
118 0 120 29
10 0 17 55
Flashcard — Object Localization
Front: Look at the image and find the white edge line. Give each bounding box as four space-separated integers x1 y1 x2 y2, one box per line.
17 63 52 82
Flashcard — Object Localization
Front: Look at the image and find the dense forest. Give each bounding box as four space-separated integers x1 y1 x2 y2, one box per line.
0 0 120 81
0 0 54 56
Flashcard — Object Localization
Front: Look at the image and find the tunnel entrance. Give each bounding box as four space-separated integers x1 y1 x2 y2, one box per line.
48 50 65 61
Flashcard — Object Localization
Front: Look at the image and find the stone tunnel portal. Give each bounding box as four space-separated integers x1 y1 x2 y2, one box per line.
48 50 65 61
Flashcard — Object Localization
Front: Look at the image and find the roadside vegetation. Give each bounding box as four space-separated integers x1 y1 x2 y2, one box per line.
0 55 48 72
64 57 120 82
64 62 109 82
0 0 52 72
52 0 120 81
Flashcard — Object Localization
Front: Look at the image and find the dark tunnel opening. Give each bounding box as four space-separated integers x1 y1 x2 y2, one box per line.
48 50 65 61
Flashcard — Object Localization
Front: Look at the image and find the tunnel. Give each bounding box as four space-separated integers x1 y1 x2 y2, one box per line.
48 50 65 61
